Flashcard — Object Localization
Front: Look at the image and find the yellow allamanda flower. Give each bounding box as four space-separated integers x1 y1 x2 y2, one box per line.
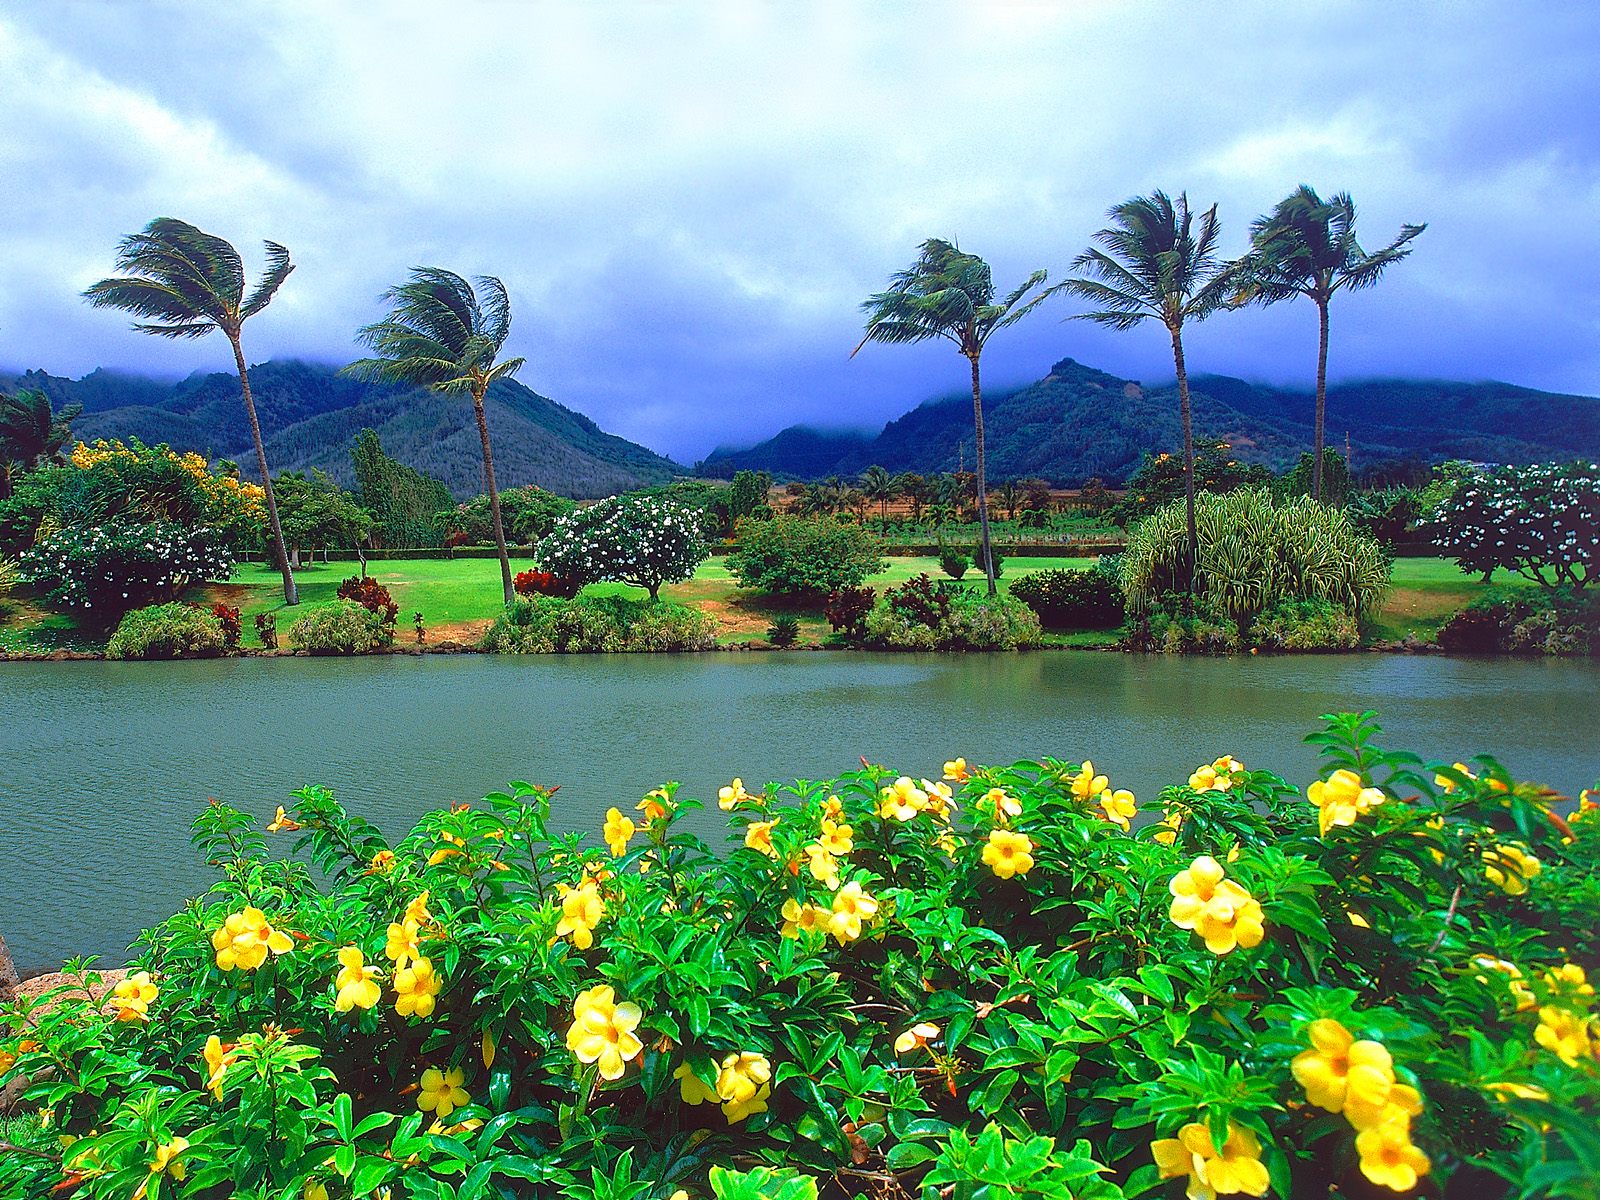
1534 1006 1593 1066
149 1136 190 1181
385 918 422 968
1098 788 1136 832
817 818 854 856
366 850 396 875
1070 760 1108 802
1290 1018 1407 1127
780 898 830 939
202 1035 234 1101
1544 963 1595 998
603 807 636 857
555 881 607 950
267 806 301 832
984 787 1021 822
394 956 443 1018
1153 810 1184 846
821 794 844 821
894 1022 940 1055
1484 844 1540 895
427 833 467 865
1307 769 1387 836
416 1067 470 1118
1167 856 1265 956
718 778 751 811
334 946 382 1013
637 789 671 822
744 819 779 859
405 891 433 926
804 843 840 889
1470 955 1537 1012
878 777 926 821
108 971 158 1023
1484 1080 1550 1102
566 985 644 1080
673 1061 720 1105
1434 762 1476 792
828 882 878 944
1150 1121 1268 1198
1355 1121 1431 1192
716 1051 773 1123
1189 755 1245 792
211 907 293 972
943 757 970 783
982 829 1034 880
920 779 956 820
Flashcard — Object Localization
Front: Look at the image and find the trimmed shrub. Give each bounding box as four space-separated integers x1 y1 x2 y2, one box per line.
938 543 969 580
287 600 393 655
105 601 228 660
726 515 885 598
1009 568 1124 629
481 596 713 654
971 542 1004 579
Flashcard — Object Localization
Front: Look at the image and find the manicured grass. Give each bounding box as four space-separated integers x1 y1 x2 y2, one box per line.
1367 557 1536 642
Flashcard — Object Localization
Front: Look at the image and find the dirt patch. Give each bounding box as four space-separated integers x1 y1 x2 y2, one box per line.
425 619 492 645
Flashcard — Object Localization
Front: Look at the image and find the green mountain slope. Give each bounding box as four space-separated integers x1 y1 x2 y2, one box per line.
2 360 684 499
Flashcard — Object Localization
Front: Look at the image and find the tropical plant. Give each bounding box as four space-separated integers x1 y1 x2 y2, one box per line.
286 599 394 654
1239 187 1425 500
272 469 372 566
1423 461 1597 591
83 218 300 603
864 576 1042 650
726 514 884 598
105 601 228 660
858 465 899 528
854 239 1054 594
349 269 526 604
1114 443 1273 524
1010 568 1125 630
1121 488 1389 636
19 521 234 626
349 429 454 550
0 388 80 500
1062 193 1235 581
766 615 800 647
537 493 709 601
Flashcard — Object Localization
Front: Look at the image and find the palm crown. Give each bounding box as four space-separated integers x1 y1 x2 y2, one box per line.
347 268 525 394
0 389 81 469
82 217 293 338
1244 186 1425 303
853 239 1051 358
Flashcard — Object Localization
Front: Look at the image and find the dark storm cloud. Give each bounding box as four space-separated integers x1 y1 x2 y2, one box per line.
1 1 1596 462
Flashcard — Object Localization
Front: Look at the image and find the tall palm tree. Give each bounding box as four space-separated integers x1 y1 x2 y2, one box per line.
83 218 300 603
0 388 81 499
854 240 1052 595
1240 187 1425 501
348 268 525 606
1061 192 1234 580
859 464 899 528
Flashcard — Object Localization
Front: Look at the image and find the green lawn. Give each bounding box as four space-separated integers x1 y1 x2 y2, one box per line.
1367 557 1535 642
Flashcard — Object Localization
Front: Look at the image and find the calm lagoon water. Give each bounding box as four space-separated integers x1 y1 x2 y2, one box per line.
2 651 1597 968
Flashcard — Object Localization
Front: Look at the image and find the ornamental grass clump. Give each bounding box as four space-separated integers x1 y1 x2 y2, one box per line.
105 601 229 660
2 713 1597 1199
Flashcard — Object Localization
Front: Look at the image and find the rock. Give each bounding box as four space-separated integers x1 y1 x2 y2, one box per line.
0 933 18 1002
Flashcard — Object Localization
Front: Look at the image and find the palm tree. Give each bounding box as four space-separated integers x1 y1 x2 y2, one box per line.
83 218 300 603
859 464 899 528
1240 187 1425 501
0 388 81 499
995 479 1021 522
348 268 526 606
1061 193 1234 580
854 239 1053 595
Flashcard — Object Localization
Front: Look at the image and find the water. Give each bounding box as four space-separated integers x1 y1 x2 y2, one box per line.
2 652 1597 968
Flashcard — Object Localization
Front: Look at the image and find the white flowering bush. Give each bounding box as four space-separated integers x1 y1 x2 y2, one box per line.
537 494 709 600
18 521 234 624
1425 462 1597 590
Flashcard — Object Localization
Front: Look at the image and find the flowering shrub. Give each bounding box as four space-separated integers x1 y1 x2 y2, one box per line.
537 494 709 600
1425 461 1598 590
104 602 228 660
3 715 1598 1200
208 602 242 650
512 568 580 599
286 600 395 654
19 522 234 625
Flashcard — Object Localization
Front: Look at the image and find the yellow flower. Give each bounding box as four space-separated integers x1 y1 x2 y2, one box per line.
828 882 878 944
109 971 158 1023
149 1136 190 1180
1167 857 1265 956
267 805 301 832
416 1066 470 1118
566 985 644 1080
211 907 293 972
1153 810 1183 846
556 881 607 950
1485 1080 1550 1102
1355 1121 1431 1192
780 898 829 939
1534 1006 1592 1066
427 832 467 865
982 829 1034 879
821 794 844 821
1544 963 1595 998
366 849 396 875
1484 844 1540 895
394 956 443 1019
984 787 1021 822
674 1061 719 1104
1434 762 1476 792
1070 761 1108 801
716 1051 773 1123
1471 955 1537 1011
921 779 956 819
943 757 970 782
744 818 779 859
603 807 636 857
405 891 433 925
878 777 926 821
637 788 671 822
804 843 840 889
202 1035 234 1101
1307 769 1387 836
1098 788 1136 832
334 946 381 1013
385 918 422 967
718 778 751 810
1151 1121 1268 1198
818 818 854 856
894 1022 939 1055
1290 1019 1406 1128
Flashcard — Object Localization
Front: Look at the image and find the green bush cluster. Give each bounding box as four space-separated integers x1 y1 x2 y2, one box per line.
3 715 1597 1200
105 602 229 660
286 600 396 655
1009 566 1125 630
862 575 1041 650
1251 598 1361 652
1437 591 1598 657
726 515 885 598
480 594 715 654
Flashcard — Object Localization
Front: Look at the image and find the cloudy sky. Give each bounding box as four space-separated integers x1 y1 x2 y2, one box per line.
2 2 1596 462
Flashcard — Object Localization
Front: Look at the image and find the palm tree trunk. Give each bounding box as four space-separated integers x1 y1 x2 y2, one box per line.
968 354 997 596
1313 298 1330 503
229 333 298 605
1170 326 1198 587
472 383 515 607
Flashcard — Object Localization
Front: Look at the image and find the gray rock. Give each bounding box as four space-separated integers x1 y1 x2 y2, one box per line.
0 931 19 1001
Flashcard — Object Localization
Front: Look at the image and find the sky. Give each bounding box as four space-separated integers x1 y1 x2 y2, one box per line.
2 1 1597 464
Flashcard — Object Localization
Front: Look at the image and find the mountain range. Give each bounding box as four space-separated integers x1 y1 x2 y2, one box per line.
698 357 1600 483
0 359 683 499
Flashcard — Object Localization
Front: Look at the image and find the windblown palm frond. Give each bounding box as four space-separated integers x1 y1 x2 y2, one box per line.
348 268 524 393
853 239 1050 357
1242 185 1425 303
0 388 82 468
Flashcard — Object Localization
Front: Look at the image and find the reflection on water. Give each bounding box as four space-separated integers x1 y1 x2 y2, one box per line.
1 651 1596 966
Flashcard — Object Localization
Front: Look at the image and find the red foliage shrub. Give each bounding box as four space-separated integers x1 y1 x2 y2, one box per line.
209 602 242 649
513 569 580 599
337 575 400 626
